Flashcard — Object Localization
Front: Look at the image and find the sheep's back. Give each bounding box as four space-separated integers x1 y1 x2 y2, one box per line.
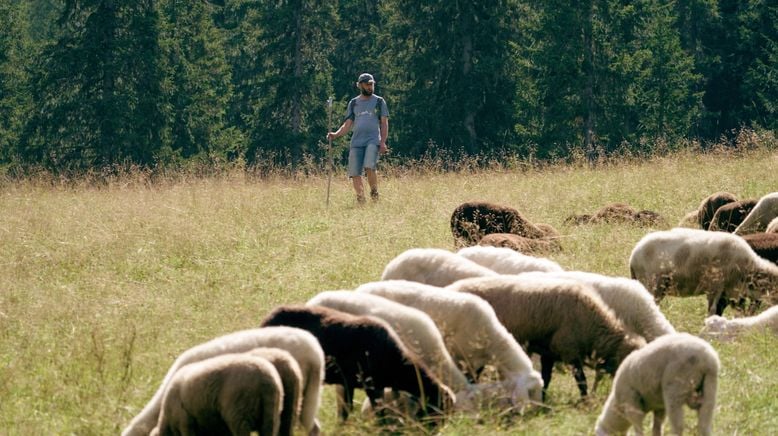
447 276 619 358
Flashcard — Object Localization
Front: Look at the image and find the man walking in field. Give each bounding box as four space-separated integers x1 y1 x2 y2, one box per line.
327 73 389 204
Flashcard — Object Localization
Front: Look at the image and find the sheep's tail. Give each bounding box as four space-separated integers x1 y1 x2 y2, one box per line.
696 370 718 436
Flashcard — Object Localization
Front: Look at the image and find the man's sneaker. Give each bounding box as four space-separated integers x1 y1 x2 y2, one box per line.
370 189 379 201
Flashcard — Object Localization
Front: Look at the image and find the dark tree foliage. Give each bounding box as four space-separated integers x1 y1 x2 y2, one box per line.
2 0 776 172
19 0 166 170
222 0 336 166
157 0 238 164
381 0 522 158
0 1 30 163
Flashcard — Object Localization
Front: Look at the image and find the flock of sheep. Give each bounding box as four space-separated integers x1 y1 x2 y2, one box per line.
121 192 778 436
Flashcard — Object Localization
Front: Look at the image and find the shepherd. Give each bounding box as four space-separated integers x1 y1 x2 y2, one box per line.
327 73 389 204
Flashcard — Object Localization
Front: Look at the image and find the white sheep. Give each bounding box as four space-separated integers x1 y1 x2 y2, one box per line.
447 275 645 400
381 247 498 287
246 348 304 436
766 216 778 234
702 305 778 340
735 192 778 235
457 245 564 274
151 353 283 436
306 290 471 393
122 327 325 436
355 279 544 407
516 271 675 342
629 228 778 316
595 333 719 436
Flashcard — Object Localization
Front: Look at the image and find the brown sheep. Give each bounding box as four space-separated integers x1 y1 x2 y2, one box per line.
478 232 562 255
741 233 778 265
450 201 545 247
447 275 646 400
708 199 758 232
698 191 738 230
260 305 454 423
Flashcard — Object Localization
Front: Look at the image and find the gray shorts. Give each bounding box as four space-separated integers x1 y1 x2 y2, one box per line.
348 143 380 177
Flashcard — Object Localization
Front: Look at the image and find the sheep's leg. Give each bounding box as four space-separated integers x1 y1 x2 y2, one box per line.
335 384 354 421
539 354 555 401
708 291 728 316
652 409 665 436
662 392 686 436
572 360 588 398
696 374 718 436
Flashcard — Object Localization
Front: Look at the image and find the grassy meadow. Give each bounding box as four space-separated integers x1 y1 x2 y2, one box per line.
2 146 778 434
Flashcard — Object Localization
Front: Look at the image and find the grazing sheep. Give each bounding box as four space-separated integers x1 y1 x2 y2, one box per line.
698 191 738 230
450 201 546 247
447 275 646 399
741 233 778 264
707 199 757 232
457 245 563 274
151 353 283 436
767 217 778 234
122 327 325 436
478 232 562 254
629 228 778 316
702 305 778 339
595 333 719 436
355 279 544 406
516 271 676 342
246 348 303 436
735 192 778 235
259 305 454 421
381 247 498 287
306 290 471 393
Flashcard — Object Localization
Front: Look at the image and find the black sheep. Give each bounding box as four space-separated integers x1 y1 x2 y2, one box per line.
260 305 454 422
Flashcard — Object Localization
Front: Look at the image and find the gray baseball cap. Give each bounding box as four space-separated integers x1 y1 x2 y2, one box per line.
357 73 375 84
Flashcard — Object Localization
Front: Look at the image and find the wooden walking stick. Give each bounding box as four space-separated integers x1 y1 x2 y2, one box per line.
326 97 334 207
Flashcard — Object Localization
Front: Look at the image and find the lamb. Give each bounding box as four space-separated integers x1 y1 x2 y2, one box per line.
697 191 738 230
702 305 778 339
629 228 778 315
594 333 719 436
259 305 454 421
458 245 564 274
246 348 303 436
450 201 546 247
516 271 676 342
767 217 778 233
707 198 757 232
478 232 562 254
150 353 283 436
381 247 498 287
354 279 544 407
446 275 646 399
735 192 778 235
306 290 471 394
122 327 325 436
741 232 778 264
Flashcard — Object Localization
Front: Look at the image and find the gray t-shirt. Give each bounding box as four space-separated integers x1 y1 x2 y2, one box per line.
345 94 389 148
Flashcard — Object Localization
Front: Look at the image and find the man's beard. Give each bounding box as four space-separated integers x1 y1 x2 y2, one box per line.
360 88 373 96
